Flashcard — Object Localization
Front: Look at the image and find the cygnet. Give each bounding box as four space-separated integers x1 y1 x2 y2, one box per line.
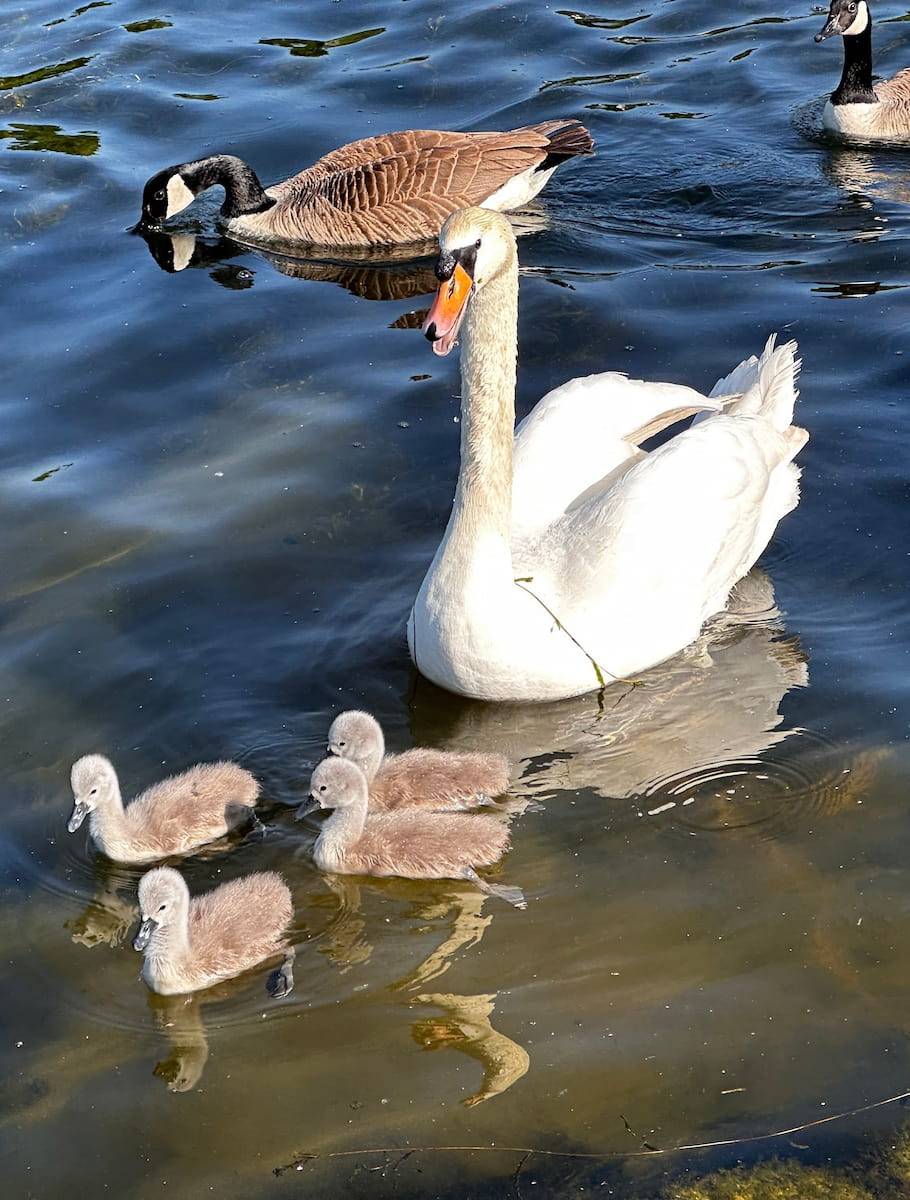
68 754 259 863
307 756 526 908
325 710 510 810
133 866 294 996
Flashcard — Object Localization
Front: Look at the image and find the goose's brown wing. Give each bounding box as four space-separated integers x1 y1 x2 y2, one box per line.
267 122 593 245
875 66 910 106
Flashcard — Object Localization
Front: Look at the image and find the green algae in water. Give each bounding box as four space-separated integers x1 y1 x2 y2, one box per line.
665 1158 874 1200
0 56 92 89
122 19 173 33
0 123 99 155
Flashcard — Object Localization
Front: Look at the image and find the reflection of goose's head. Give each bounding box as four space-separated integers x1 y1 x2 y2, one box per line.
327 711 385 780
68 754 119 831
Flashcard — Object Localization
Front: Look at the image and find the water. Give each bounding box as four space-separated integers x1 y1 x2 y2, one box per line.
4 0 910 1196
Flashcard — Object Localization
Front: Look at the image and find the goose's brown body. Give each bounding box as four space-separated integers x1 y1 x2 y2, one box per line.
134 867 293 995
68 754 259 863
138 121 594 249
327 710 510 811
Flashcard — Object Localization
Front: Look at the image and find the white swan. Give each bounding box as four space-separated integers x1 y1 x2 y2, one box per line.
408 207 807 703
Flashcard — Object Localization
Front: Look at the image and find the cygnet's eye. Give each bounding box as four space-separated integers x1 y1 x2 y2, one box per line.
89 787 98 796
319 784 327 792
157 903 167 913
337 740 346 748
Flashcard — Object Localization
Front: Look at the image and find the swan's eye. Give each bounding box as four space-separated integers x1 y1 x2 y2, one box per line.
474 238 481 249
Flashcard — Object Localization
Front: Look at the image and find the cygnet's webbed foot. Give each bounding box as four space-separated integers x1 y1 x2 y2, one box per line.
244 812 268 843
267 949 295 998
462 867 527 910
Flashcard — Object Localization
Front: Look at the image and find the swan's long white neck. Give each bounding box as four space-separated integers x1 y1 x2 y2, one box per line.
445 260 518 550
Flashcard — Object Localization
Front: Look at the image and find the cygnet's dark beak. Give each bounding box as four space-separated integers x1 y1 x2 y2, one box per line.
132 916 157 952
295 795 318 821
67 802 88 833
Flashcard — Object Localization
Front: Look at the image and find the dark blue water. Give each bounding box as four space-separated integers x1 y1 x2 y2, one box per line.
5 1 910 1196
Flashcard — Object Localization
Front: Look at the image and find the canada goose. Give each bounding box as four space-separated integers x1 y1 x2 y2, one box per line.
133 866 294 996
325 710 510 811
410 207 807 702
68 754 259 863
816 0 910 140
307 756 526 908
136 120 593 249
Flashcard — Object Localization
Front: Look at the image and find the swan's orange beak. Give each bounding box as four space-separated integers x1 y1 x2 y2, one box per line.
423 261 474 357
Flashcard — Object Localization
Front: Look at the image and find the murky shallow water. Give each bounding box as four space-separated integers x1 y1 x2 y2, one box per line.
4 1 910 1196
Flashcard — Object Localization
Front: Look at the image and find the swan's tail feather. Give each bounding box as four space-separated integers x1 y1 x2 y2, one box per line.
712 335 801 433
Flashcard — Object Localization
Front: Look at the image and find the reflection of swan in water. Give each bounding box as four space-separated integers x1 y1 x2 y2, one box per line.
410 992 530 1106
307 875 494 990
147 992 209 1093
408 568 807 802
65 884 137 949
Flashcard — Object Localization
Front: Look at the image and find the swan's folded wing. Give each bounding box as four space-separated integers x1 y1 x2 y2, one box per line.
548 414 803 677
511 372 722 541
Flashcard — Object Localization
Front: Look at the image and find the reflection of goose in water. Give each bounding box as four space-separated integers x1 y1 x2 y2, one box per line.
819 146 910 210
411 992 530 1107
135 201 554 298
408 569 807 803
135 227 440 300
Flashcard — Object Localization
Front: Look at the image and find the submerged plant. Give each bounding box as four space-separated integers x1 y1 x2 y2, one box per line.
663 1157 873 1200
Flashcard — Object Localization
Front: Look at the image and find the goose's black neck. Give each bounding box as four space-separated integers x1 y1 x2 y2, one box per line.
184 155 276 216
832 22 877 105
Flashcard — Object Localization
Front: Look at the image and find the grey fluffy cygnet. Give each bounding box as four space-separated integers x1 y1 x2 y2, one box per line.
324 710 510 811
133 866 294 997
307 756 526 909
68 754 259 863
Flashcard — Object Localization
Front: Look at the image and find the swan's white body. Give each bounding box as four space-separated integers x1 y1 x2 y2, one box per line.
408 208 807 703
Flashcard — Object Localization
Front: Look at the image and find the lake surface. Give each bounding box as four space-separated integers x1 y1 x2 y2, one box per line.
4 0 910 1196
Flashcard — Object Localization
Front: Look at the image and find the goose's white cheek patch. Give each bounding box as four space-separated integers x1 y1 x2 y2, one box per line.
844 3 870 37
166 175 196 218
